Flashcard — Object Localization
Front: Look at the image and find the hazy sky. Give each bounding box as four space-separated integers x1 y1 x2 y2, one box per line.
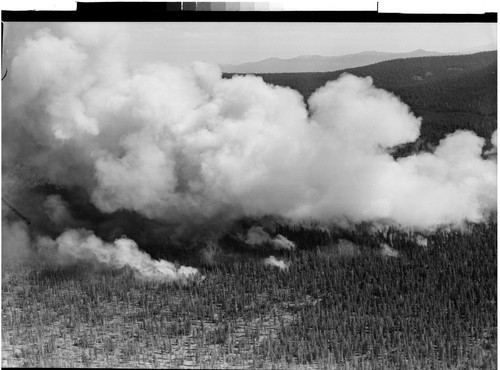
129 23 498 65
4 22 497 67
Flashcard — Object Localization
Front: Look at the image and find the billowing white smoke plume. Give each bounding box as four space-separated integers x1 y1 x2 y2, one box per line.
36 229 200 282
263 255 289 270
3 24 497 236
242 226 296 250
380 243 400 258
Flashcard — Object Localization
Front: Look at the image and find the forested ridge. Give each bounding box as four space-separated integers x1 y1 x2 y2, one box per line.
224 51 497 149
3 219 496 368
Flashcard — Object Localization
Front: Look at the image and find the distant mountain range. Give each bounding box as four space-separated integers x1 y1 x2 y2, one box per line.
221 46 496 74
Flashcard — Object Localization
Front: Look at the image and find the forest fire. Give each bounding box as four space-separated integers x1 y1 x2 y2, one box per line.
2 24 496 271
1 21 497 369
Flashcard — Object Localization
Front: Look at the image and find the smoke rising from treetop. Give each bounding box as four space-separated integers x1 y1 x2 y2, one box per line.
2 24 497 269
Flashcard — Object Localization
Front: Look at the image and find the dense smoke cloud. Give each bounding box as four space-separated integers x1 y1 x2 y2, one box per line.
36 229 199 281
2 24 497 265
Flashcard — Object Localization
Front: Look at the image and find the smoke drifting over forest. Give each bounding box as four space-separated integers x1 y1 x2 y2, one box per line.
36 229 199 281
2 24 497 278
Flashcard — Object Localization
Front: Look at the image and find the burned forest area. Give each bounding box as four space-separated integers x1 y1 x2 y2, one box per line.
1 24 498 369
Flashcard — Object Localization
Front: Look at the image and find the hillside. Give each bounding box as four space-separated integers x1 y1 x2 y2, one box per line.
224 51 497 150
222 49 447 73
3 219 496 368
